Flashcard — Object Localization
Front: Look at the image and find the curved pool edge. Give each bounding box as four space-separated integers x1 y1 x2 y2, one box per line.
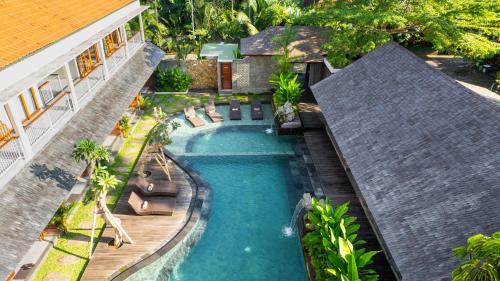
109 150 213 281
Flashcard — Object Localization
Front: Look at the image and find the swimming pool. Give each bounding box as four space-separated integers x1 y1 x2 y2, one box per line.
128 105 308 281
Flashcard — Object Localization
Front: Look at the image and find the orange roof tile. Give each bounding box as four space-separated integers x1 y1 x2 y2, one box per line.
0 0 134 69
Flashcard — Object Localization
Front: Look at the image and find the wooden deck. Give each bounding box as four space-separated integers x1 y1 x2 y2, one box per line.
81 151 194 281
304 129 396 281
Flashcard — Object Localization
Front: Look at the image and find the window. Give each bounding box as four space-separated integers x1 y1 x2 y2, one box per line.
103 29 123 57
19 88 41 123
76 44 100 78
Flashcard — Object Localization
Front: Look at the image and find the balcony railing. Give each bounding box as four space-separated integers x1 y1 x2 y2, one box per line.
0 136 23 176
23 92 73 145
74 64 105 102
127 32 142 54
106 45 127 74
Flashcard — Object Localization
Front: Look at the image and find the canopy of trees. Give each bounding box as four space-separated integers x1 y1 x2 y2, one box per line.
296 0 500 67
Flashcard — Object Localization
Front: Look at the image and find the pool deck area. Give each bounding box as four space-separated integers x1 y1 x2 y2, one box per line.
81 149 199 281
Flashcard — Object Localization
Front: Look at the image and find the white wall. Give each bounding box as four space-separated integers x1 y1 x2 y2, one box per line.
0 0 141 93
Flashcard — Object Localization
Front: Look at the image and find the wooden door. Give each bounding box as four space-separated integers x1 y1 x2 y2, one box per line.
220 63 232 90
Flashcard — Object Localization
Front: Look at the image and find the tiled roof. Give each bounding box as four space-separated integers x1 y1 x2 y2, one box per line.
0 43 164 279
311 42 500 280
240 26 329 62
0 0 134 69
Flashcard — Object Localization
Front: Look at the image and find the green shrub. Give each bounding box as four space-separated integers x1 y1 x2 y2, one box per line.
270 72 303 107
303 197 379 281
156 67 193 92
118 115 132 138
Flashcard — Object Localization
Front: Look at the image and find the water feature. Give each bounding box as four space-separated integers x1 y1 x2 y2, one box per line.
282 193 312 237
265 110 280 134
127 108 309 281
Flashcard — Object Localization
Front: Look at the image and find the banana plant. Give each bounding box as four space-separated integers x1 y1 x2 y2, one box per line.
303 197 379 281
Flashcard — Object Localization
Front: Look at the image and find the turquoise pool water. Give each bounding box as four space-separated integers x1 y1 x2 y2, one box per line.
170 154 307 281
128 106 308 281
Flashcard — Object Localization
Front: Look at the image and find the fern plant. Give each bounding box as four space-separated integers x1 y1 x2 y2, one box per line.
303 197 379 281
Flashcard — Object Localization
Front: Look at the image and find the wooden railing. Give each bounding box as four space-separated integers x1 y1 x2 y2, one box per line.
23 92 72 145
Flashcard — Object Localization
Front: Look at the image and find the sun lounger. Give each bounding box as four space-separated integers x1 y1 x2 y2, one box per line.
184 106 205 127
128 191 176 216
229 100 241 120
204 101 223 122
132 176 178 197
251 100 263 120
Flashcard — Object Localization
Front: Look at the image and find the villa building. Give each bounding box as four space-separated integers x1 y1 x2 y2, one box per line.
311 42 500 280
0 0 164 278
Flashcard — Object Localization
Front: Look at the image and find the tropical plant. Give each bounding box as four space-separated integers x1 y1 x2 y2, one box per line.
174 41 195 68
47 202 75 234
72 139 110 179
88 166 132 252
147 120 180 181
452 231 500 281
272 25 297 75
303 197 379 281
118 115 132 138
156 67 193 92
270 72 303 106
148 120 181 153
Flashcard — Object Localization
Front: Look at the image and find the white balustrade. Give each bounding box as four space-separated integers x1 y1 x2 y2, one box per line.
107 46 127 73
74 64 105 102
127 32 142 54
0 137 23 176
23 93 73 145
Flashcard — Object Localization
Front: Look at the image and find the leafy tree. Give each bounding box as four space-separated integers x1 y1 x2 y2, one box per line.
72 139 110 179
272 26 297 75
452 232 500 281
296 0 500 67
303 197 379 281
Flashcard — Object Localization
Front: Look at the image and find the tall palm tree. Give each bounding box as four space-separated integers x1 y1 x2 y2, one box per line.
89 167 134 257
72 139 110 179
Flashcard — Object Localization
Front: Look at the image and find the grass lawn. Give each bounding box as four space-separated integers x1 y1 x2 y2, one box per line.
31 93 270 281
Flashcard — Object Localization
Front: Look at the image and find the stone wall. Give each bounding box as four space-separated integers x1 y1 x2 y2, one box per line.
232 56 277 93
186 59 218 89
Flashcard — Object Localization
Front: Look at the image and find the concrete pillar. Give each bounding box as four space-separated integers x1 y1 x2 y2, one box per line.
121 24 130 58
97 40 110 80
63 62 80 111
4 102 33 159
138 14 145 42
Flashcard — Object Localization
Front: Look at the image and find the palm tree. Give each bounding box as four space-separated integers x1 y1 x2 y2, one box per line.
452 232 500 281
72 139 110 180
89 167 134 257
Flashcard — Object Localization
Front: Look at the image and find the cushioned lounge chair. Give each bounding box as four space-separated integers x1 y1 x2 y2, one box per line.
132 176 178 197
229 100 241 120
184 106 205 127
251 100 263 120
204 101 223 122
128 191 176 216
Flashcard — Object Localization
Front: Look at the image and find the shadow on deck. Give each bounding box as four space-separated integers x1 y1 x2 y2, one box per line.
81 150 195 281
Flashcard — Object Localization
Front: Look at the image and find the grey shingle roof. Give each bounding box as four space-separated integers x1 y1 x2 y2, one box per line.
311 42 500 281
240 26 329 62
0 43 164 279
